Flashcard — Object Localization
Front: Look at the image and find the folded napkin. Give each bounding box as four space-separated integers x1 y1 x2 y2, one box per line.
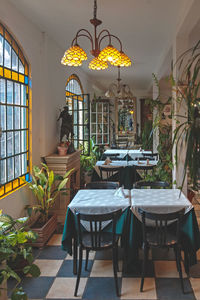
114 187 129 198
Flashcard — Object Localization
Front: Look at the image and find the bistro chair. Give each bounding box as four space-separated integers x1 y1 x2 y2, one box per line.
99 165 123 182
74 209 122 297
85 181 119 189
138 208 185 293
143 153 159 160
135 181 169 189
101 153 122 161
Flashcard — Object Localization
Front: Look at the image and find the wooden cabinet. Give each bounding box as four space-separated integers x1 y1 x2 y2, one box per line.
45 150 81 224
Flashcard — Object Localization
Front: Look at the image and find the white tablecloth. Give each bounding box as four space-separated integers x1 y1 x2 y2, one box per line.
69 189 192 229
104 149 152 160
69 189 192 214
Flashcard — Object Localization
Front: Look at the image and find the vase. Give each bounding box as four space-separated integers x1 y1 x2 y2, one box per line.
57 146 68 156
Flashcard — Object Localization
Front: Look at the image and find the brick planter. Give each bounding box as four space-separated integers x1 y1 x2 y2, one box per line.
31 215 57 248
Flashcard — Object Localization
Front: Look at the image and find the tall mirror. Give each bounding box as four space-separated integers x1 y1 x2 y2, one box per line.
115 98 137 147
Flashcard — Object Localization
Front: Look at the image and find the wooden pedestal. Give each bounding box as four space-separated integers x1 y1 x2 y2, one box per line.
45 150 81 224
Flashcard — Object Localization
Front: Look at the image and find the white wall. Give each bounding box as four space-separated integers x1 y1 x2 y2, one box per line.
0 0 97 217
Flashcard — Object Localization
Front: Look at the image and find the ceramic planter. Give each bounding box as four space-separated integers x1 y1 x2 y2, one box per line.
31 214 57 248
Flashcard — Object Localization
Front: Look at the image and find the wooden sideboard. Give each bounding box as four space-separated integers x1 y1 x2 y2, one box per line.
45 150 81 224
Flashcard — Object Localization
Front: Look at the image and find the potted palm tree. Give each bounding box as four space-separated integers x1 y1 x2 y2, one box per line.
172 40 200 193
26 163 73 247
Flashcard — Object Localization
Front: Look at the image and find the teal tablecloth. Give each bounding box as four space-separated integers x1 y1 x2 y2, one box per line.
62 207 200 269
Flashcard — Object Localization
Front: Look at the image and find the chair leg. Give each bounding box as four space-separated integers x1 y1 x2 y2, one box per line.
112 246 120 297
140 244 148 292
176 246 185 294
74 246 83 297
73 237 77 275
85 249 89 271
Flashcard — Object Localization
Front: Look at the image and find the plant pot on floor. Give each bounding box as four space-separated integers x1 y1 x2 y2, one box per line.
31 214 57 248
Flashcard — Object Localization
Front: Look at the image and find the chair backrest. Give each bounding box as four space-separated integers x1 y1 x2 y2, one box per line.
138 208 185 247
85 181 119 189
143 153 158 158
99 165 123 181
135 181 169 189
76 209 122 250
101 153 121 161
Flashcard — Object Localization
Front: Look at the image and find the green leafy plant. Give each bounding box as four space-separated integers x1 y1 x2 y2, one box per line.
0 210 40 299
172 40 200 190
25 163 73 224
144 74 173 185
141 120 153 151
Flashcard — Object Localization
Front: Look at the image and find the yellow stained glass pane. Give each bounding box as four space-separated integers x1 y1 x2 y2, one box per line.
19 49 24 65
0 186 4 197
12 40 18 54
26 86 29 93
20 176 25 185
13 179 19 189
19 74 24 83
25 62 28 76
5 182 12 193
0 24 3 35
0 67 3 76
5 30 12 45
12 71 18 81
4 68 11 79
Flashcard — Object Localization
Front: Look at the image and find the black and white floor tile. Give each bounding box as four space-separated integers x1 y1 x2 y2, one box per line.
8 233 200 300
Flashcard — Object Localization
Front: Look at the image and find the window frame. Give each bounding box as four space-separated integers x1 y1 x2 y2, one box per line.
0 22 31 199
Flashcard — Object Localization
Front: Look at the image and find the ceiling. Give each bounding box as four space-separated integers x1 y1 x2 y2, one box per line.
9 0 187 95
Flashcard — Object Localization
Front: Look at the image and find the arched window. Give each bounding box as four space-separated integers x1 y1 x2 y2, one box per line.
0 22 30 199
65 74 90 154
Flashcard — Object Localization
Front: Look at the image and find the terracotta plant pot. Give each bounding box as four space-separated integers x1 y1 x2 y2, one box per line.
57 146 68 156
31 215 57 248
187 188 195 203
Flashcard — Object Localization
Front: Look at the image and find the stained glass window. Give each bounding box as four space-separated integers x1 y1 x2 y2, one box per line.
0 22 30 199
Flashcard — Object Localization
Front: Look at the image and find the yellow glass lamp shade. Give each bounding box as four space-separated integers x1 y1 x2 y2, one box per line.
89 57 108 70
61 55 82 67
110 51 132 67
64 45 87 61
98 45 121 63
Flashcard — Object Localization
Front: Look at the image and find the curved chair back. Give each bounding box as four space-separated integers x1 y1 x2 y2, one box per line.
99 165 123 182
85 181 119 189
135 181 169 189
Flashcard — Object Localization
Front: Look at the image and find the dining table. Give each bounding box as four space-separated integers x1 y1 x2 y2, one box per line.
94 160 158 188
103 149 152 160
62 188 200 274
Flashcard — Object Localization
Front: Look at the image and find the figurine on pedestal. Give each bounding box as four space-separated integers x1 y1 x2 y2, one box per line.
57 106 75 154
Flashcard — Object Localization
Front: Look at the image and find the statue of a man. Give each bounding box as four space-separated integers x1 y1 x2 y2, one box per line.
57 106 74 142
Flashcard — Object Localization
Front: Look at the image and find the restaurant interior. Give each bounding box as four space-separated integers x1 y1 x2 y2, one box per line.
0 0 200 299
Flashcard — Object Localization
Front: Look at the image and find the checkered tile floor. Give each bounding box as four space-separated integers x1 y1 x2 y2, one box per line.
7 233 200 300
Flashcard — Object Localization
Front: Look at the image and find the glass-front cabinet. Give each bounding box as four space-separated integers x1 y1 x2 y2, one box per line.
90 99 110 145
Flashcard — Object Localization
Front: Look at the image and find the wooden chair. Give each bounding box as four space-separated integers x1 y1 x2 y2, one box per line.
85 181 119 189
101 153 122 161
74 209 122 296
98 165 123 182
138 208 185 293
135 181 169 189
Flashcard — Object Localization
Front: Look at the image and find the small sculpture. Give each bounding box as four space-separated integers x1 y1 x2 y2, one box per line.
57 106 74 142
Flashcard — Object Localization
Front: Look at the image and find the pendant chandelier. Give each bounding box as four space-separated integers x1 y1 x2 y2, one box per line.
61 0 131 70
105 66 134 101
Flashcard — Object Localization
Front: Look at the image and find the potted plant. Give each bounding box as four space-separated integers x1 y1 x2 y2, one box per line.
0 210 40 300
57 141 70 156
25 163 73 247
172 40 200 192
